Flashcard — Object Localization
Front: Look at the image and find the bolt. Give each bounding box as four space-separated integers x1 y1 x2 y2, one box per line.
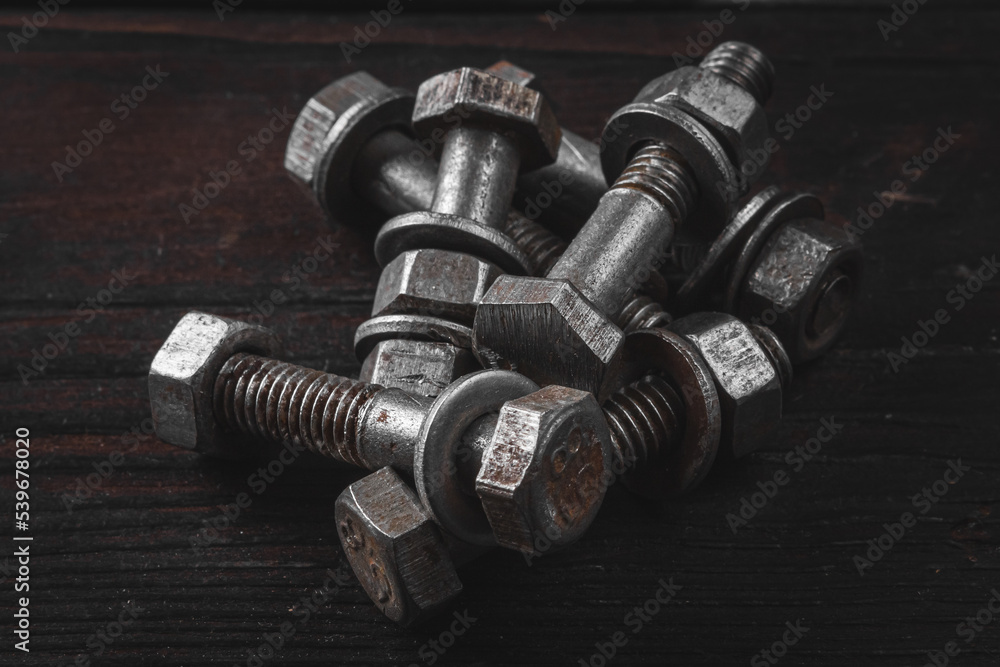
474 42 776 400
149 312 612 556
286 67 603 277
667 187 863 363
215 354 610 553
337 369 682 626
372 67 561 275
339 320 792 625
348 67 565 394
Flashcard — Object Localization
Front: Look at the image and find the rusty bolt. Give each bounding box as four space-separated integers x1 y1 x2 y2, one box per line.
150 312 612 557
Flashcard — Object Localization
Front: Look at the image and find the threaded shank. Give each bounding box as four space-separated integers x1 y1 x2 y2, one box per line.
617 295 673 333
700 41 776 105
213 353 381 467
504 211 567 277
613 143 698 226
603 374 684 472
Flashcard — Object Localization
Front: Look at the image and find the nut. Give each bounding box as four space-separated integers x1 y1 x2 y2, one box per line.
148 311 281 458
669 312 781 459
412 68 561 170
737 218 863 363
372 248 503 325
336 466 462 627
653 66 769 173
360 339 478 399
473 275 625 402
284 71 414 222
475 385 611 554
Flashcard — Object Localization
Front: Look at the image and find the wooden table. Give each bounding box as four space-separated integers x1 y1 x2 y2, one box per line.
2 4 997 665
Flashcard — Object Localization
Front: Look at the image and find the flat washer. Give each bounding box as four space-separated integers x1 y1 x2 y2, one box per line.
618 328 721 498
375 210 531 275
413 370 539 546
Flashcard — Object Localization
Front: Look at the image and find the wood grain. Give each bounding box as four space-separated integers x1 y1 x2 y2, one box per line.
0 7 997 666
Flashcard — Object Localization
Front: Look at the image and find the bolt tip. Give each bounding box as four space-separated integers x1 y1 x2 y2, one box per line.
701 41 776 105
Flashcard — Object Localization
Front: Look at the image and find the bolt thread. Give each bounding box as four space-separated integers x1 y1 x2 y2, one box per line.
700 41 776 106
603 374 684 472
213 352 381 467
612 143 698 226
617 295 672 333
747 324 794 390
504 211 567 277
672 243 708 274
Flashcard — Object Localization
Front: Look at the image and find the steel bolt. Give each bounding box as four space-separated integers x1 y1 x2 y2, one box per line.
667 187 863 362
474 42 776 400
338 319 793 625
150 312 612 556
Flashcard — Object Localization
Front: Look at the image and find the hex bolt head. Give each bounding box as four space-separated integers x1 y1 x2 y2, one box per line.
669 312 783 459
283 71 415 223
738 218 863 363
360 338 477 399
412 67 561 171
372 248 504 325
476 385 612 553
336 467 462 627
148 311 281 459
474 275 625 402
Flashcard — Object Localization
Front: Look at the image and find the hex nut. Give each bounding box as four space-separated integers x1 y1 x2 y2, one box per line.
738 218 863 363
336 467 462 627
475 385 612 554
653 67 769 174
148 311 281 459
473 275 625 403
283 71 414 221
412 68 561 170
359 338 478 399
372 248 504 325
669 312 781 459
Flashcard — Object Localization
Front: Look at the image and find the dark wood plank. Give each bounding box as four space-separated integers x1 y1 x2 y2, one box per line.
0 7 997 666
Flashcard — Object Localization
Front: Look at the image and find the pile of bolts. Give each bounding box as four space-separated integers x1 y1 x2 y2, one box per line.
149 41 863 626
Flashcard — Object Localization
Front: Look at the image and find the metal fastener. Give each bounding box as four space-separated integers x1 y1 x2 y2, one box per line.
474 42 776 400
149 312 612 555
